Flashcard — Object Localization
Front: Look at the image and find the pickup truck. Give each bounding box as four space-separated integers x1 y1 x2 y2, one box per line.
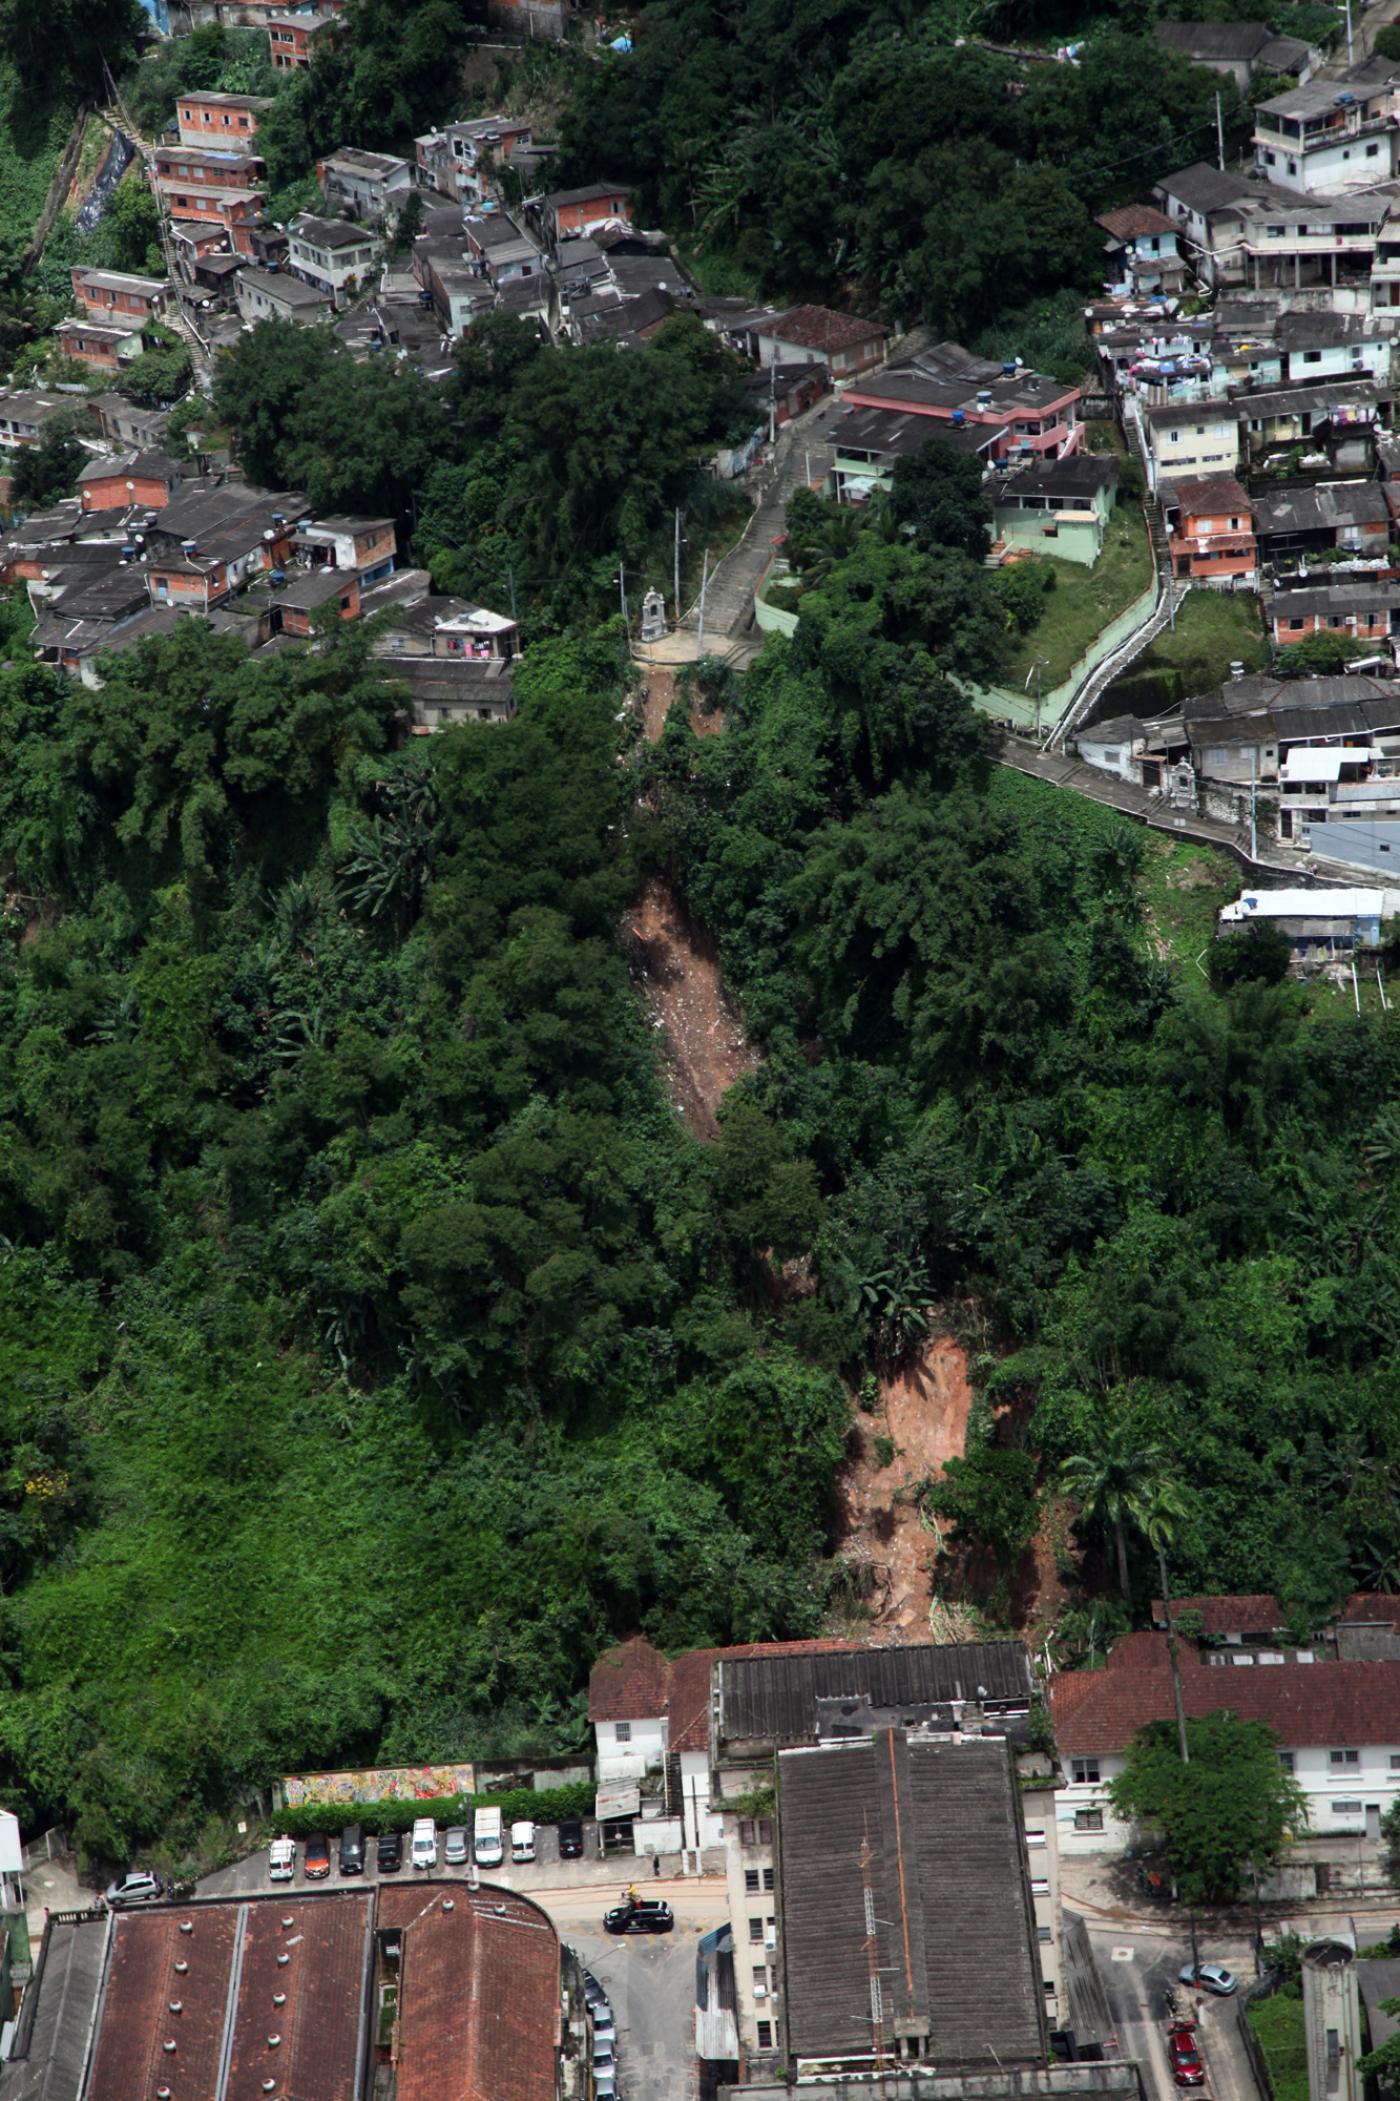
268 1836 296 1882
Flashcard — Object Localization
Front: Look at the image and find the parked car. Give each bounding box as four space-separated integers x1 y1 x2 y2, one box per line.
268 1837 296 1883
1179 1963 1237 1997
511 1820 536 1863
592 2007 616 2043
582 1969 605 2002
303 1834 332 1880
377 1831 403 1873
411 1819 438 1870
105 1870 167 1910
444 1826 469 1866
339 1825 365 1876
1167 2024 1205 2087
592 2039 617 2071
558 1817 585 1859
604 1896 674 1935
594 2072 618 2101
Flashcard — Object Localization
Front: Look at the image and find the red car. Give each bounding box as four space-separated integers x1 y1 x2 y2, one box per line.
303 1834 331 1880
1167 2024 1205 2087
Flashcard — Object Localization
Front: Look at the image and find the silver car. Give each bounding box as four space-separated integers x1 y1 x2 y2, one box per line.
444 1826 469 1866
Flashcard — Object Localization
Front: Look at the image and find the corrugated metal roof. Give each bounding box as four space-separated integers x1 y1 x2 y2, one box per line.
719 1642 1032 1748
778 1734 1044 2067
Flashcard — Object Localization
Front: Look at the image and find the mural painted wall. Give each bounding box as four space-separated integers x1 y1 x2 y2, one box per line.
281 1762 477 1807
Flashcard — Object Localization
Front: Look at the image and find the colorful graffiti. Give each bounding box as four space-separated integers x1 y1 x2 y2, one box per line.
281 1763 477 1808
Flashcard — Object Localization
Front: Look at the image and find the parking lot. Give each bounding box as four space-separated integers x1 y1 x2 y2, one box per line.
198 1820 652 1899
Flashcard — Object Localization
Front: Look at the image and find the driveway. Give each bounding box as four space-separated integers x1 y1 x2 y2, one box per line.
1084 1921 1263 2101
545 1881 728 2101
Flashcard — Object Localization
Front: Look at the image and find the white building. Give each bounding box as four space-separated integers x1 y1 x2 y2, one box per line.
1143 399 1242 488
1052 1595 1400 1855
1254 73 1400 196
0 1809 24 1912
287 213 382 306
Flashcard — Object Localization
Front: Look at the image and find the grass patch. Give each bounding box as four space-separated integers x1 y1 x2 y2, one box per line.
0 61 76 280
1249 1992 1308 2101
1003 503 1155 691
1126 589 1268 697
986 768 1237 991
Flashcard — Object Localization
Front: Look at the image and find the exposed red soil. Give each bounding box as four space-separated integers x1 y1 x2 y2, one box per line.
629 877 758 1141
837 1335 1072 1637
631 665 754 1140
837 1337 976 1632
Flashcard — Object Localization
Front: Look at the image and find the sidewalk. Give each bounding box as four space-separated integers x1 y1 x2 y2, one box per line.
1060 1849 1400 1939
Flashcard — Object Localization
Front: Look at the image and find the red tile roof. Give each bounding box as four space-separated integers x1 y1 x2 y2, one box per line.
588 1633 910 1746
226 1894 370 2101
1343 1593 1400 1626
587 1634 672 1722
1150 1595 1286 1635
381 1886 560 2101
88 1906 239 2101
1052 1656 1400 1755
767 304 887 354
1097 204 1178 241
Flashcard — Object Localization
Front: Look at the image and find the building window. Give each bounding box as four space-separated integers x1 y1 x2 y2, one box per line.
1074 1810 1104 1834
1026 1829 1047 1847
763 1867 775 1892
745 1869 759 1893
1331 1748 1359 1767
1039 1925 1054 1943
1071 1758 1100 1785
753 1966 767 1994
1335 1801 1364 1817
757 2022 773 2050
1279 1752 1295 1773
1031 1876 1051 1895
613 1721 631 1742
749 1917 764 1943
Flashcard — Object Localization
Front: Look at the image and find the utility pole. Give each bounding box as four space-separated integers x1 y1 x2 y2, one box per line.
1249 774 1258 862
1346 0 1355 66
769 360 777 447
1215 91 1225 174
697 546 710 657
618 562 628 630
673 508 683 625
507 566 517 621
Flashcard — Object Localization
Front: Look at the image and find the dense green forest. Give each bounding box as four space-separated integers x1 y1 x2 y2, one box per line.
3 0 1398 1870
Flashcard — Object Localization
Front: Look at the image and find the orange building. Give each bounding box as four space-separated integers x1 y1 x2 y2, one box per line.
175 91 272 144
1165 473 1256 584
77 451 183 514
54 319 144 373
71 268 171 322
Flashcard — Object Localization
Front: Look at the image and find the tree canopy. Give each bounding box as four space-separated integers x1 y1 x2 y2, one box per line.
1109 1712 1306 1904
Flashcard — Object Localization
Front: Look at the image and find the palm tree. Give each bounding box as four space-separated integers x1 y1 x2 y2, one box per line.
1144 1484 1192 1766
1058 1405 1171 1599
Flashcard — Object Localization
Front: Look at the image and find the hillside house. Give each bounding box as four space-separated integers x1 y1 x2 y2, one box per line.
829 407 1001 503
540 182 633 252
1152 163 1259 286
464 210 543 287
287 212 382 304
53 319 144 373
72 267 171 323
1254 73 1400 195
1095 204 1189 297
754 305 887 379
319 147 413 225
845 344 1082 464
1252 479 1391 566
993 454 1119 564
77 451 184 513
0 392 69 449
268 12 342 66
1164 473 1256 583
1269 578 1400 645
236 267 331 327
295 515 396 579
1153 19 1319 87
1143 398 1242 488
176 90 272 144
414 115 532 205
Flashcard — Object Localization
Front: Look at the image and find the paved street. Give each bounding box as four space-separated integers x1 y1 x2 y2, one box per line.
1086 1923 1260 2101
546 1883 728 2101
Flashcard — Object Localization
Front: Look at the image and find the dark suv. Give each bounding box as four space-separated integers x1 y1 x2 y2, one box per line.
605 1896 673 1935
557 1817 584 1859
339 1825 365 1875
376 1830 403 1873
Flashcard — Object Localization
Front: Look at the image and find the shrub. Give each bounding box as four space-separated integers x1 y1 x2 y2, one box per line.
274 1781 594 1839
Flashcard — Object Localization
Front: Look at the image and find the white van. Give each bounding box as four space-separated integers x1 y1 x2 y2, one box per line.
268 1836 296 1882
411 1818 438 1871
510 1820 536 1863
474 1806 504 1868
